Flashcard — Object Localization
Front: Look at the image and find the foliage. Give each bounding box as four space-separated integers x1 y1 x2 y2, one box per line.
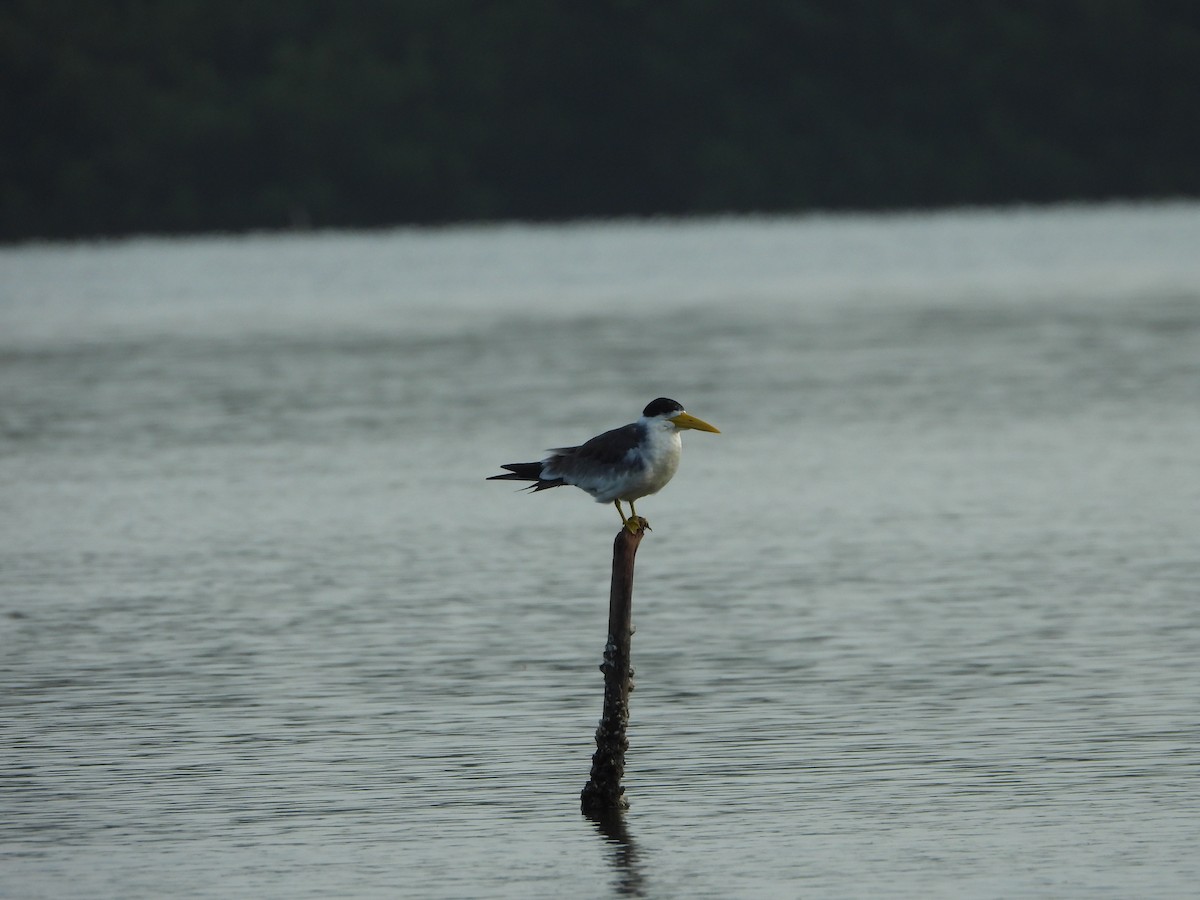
3 1 1199 239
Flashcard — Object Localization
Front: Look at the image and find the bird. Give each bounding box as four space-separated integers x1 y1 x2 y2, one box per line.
488 397 720 531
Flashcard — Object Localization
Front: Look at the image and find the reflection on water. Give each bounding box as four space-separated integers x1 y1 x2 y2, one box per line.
587 809 645 898
3 202 1200 897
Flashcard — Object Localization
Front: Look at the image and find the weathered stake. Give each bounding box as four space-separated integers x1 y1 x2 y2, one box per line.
581 519 646 813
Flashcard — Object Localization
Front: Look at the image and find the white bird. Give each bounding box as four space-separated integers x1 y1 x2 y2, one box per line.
488 398 720 531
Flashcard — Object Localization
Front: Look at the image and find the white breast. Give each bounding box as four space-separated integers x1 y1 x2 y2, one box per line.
618 426 681 501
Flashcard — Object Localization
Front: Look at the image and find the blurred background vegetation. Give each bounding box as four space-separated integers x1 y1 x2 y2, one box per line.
3 0 1199 240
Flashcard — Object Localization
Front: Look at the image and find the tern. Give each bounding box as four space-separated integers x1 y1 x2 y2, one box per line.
488 398 720 531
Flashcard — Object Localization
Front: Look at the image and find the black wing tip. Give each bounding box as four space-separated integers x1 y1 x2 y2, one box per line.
486 472 565 491
487 462 564 491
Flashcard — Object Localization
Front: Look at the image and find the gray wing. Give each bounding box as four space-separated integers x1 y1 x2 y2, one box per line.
544 423 643 483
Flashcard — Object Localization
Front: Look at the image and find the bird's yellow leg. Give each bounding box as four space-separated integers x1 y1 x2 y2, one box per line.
614 500 629 527
627 500 650 532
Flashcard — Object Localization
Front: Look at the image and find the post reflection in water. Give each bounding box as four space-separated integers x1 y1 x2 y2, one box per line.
586 807 645 898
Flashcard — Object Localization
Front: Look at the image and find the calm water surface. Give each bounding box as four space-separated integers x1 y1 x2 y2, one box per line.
3 204 1200 897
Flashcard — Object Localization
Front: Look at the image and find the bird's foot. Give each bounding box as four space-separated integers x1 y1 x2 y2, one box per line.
624 516 651 534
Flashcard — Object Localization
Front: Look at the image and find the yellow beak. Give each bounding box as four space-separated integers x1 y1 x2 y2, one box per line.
670 412 721 433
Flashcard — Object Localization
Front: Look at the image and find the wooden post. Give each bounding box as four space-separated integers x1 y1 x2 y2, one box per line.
581 520 646 813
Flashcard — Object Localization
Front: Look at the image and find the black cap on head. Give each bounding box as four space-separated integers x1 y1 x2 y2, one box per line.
643 397 684 418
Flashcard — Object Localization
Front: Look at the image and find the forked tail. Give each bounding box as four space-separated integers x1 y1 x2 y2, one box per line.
487 462 565 491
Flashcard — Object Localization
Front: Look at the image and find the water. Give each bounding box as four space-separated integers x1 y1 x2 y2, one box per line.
3 203 1199 898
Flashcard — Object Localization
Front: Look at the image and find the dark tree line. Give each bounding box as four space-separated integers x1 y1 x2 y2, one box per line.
3 0 1199 241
